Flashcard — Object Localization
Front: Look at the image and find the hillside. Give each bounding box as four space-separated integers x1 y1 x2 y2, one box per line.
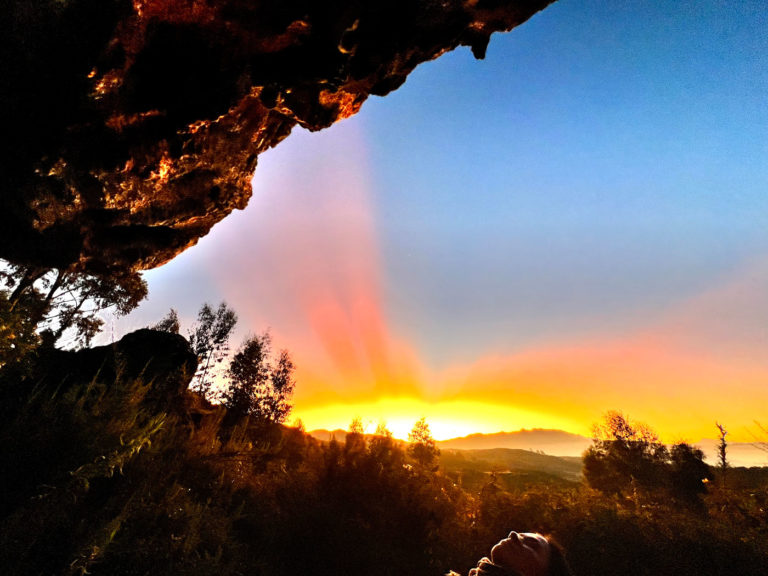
438 429 591 456
308 428 584 489
310 428 349 443
440 447 582 485
694 438 767 468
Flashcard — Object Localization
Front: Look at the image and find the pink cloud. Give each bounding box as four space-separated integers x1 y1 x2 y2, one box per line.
205 123 425 405
435 256 768 441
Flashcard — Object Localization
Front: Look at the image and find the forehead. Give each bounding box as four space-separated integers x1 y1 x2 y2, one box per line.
521 533 548 545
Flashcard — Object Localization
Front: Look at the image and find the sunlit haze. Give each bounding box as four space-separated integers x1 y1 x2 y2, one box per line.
109 1 768 448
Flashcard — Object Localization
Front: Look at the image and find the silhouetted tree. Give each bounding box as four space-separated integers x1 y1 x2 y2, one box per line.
583 411 668 497
222 332 295 424
668 442 711 503
368 422 404 474
408 417 440 471
0 261 147 356
584 412 711 506
187 302 237 398
268 348 296 421
716 422 729 488
150 308 180 334
345 416 367 465
348 416 365 435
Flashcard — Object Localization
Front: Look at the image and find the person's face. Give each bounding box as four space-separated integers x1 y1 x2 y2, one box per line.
490 532 551 576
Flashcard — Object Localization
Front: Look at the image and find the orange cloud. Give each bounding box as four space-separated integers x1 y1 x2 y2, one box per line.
202 124 768 446
436 257 768 442
210 124 425 410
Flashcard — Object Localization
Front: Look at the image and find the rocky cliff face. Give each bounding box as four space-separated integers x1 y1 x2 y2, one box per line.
1 0 554 274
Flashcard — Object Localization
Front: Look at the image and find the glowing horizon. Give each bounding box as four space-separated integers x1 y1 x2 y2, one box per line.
292 396 586 442
232 118 768 446
113 3 768 452
128 116 768 447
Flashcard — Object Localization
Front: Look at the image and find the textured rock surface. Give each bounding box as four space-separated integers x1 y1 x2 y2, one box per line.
1 0 554 274
31 329 197 404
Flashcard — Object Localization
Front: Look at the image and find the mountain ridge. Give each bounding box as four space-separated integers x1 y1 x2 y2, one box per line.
437 428 592 455
309 427 768 466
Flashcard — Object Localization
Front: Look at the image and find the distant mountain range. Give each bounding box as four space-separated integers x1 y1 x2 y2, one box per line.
437 429 592 456
693 438 767 468
308 427 768 467
309 428 350 443
308 427 591 455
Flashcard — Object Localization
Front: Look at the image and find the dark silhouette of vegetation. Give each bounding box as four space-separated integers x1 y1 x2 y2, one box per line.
183 304 296 425
583 410 666 498
222 332 295 424
0 260 147 365
151 308 181 334
408 416 441 471
583 411 711 507
187 302 237 398
715 422 728 488
1 296 767 576
668 442 711 504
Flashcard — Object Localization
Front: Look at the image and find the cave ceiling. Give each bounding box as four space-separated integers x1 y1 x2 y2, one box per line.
0 0 555 275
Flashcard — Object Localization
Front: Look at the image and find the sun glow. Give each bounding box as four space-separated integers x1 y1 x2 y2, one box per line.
293 397 583 441
187 117 768 450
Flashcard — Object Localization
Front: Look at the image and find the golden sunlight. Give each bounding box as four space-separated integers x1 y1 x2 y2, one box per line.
293 397 584 441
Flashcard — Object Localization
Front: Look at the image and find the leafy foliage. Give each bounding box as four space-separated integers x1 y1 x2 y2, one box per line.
151 308 181 334
187 302 237 398
1 371 767 576
408 416 440 471
0 260 147 363
1 308 765 576
0 289 40 368
668 442 711 503
222 332 295 425
583 411 712 510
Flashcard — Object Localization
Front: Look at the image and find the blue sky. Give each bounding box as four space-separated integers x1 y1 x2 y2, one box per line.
110 0 768 442
362 0 768 366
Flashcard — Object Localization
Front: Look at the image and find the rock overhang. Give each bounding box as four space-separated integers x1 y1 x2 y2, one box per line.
0 0 556 274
